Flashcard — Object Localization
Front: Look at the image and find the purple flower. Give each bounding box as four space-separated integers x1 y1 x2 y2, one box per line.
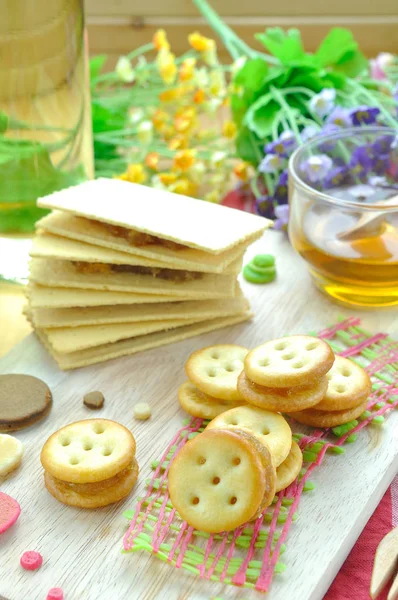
372 135 394 155
350 106 380 125
274 170 288 204
326 107 352 128
265 130 296 156
300 125 319 142
259 153 285 174
324 166 350 188
300 154 333 183
349 152 372 180
373 154 389 176
274 204 289 231
309 89 336 118
351 145 376 170
255 195 274 219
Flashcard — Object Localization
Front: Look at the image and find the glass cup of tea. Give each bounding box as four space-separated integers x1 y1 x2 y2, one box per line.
288 126 398 307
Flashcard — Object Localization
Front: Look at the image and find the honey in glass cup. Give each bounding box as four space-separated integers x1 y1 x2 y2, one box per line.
288 127 398 307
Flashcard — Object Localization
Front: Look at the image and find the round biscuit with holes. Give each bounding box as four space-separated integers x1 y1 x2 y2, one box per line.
40 419 136 483
44 458 139 508
275 441 303 492
205 405 291 467
185 344 248 401
244 336 334 389
313 356 371 412
237 371 328 412
235 429 276 520
168 428 270 533
287 397 369 428
178 381 243 420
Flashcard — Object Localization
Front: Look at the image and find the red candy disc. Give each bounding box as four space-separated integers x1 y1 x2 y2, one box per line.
20 550 43 570
0 491 21 534
47 589 64 600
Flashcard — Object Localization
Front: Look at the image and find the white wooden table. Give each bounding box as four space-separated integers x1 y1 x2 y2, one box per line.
0 232 397 600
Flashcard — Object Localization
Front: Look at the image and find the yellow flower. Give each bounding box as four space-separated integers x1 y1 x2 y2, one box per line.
234 161 251 182
159 172 178 185
151 109 169 130
159 87 183 102
209 69 226 97
170 177 198 196
137 121 153 144
193 89 206 104
174 107 196 133
188 32 215 52
179 58 196 82
204 190 221 203
157 48 177 84
222 120 237 139
173 149 196 172
153 29 170 51
168 135 188 151
161 125 175 141
145 152 159 170
118 164 147 184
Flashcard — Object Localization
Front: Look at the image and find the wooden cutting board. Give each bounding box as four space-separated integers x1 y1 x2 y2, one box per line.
0 232 397 600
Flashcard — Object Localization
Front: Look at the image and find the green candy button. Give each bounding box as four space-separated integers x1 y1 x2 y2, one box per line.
243 254 276 284
253 254 275 268
243 264 276 284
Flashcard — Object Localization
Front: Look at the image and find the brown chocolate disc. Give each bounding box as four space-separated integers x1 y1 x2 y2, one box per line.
0 374 52 432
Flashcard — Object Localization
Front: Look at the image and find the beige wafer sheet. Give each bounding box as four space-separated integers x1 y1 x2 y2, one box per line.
27 284 211 309
30 232 242 275
44 316 212 353
30 294 248 328
35 311 253 370
37 178 269 253
36 211 251 273
29 258 236 298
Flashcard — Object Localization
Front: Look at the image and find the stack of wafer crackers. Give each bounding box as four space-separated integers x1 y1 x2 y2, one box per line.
25 178 269 370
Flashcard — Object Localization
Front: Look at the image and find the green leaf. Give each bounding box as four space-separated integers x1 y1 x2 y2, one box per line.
315 28 357 67
287 70 325 93
0 112 8 133
92 100 127 162
231 94 249 127
255 28 306 64
234 58 269 91
334 49 368 78
235 127 261 164
90 55 107 81
320 71 347 89
245 94 281 138
231 58 269 125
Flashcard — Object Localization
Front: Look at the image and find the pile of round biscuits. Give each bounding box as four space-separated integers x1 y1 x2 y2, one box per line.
41 419 139 508
171 335 371 533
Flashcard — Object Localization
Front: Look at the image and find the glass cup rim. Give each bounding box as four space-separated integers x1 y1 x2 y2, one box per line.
288 125 398 211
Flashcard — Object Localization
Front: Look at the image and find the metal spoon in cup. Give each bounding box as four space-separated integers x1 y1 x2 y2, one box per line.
337 194 398 240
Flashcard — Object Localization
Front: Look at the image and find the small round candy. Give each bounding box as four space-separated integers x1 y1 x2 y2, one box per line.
20 550 43 570
252 254 275 268
133 402 151 420
47 588 64 600
248 263 276 276
0 492 21 534
243 264 276 284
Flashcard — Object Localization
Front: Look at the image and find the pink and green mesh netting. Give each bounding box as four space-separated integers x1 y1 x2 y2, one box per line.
122 317 398 593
